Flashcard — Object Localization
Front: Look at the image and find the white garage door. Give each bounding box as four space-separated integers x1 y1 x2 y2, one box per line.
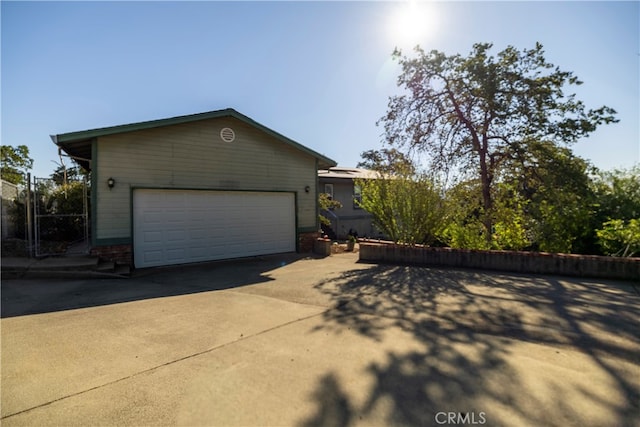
133 189 296 268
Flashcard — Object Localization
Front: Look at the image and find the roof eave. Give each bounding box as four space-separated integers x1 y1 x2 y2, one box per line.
52 108 337 168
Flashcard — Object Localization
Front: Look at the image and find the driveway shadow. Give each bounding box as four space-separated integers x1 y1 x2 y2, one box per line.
303 265 640 427
1 253 312 318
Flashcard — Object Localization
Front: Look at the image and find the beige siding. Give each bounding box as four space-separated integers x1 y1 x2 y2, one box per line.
96 117 317 240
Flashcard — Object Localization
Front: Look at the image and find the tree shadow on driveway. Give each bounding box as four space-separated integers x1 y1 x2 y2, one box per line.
303 265 640 427
1 253 310 318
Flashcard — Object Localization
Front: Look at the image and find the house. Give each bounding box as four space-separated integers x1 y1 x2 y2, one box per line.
317 166 382 240
52 108 336 268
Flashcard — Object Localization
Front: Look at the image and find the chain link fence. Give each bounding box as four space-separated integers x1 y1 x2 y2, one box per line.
33 177 89 256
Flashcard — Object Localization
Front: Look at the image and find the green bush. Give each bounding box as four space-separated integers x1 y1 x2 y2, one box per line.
596 219 640 257
356 174 444 246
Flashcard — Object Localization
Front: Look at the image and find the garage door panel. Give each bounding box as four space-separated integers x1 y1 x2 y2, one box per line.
188 229 207 240
189 245 207 256
134 190 295 268
166 248 187 260
143 192 164 205
190 211 208 222
143 250 163 264
143 230 163 243
143 211 164 223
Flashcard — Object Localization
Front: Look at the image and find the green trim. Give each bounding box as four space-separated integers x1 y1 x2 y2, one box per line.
129 187 135 267
54 108 337 169
329 214 373 221
298 226 319 233
294 191 299 252
130 186 297 194
90 139 98 247
94 237 131 246
314 158 319 232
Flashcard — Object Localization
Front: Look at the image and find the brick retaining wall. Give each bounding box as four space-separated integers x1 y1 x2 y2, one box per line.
91 244 132 266
359 241 640 281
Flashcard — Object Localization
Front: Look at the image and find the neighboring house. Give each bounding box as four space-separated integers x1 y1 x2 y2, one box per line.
53 108 336 268
1 179 19 239
317 166 382 240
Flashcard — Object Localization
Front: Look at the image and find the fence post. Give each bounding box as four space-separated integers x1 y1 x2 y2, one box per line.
25 172 33 257
83 176 89 249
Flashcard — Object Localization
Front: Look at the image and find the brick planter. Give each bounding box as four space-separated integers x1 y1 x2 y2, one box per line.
313 238 332 257
359 241 640 281
298 231 320 253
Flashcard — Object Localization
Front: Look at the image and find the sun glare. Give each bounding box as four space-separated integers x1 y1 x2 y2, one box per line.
388 1 438 50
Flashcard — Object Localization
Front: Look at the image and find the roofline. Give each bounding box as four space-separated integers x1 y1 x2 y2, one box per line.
52 108 337 168
318 166 384 180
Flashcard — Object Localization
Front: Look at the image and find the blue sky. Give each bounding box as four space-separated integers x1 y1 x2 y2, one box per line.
2 1 638 179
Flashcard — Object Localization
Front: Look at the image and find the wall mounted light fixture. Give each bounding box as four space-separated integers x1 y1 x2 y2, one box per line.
107 177 115 189
305 185 310 193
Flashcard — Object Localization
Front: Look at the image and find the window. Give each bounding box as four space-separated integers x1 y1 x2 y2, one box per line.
353 184 362 209
324 184 334 199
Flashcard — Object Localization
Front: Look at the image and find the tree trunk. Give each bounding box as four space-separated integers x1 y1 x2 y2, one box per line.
447 85 493 244
478 146 493 244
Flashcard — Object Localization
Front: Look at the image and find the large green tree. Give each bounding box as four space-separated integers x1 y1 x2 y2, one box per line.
357 148 415 175
379 43 617 244
441 179 530 251
503 140 597 253
1 145 33 185
592 165 640 256
592 165 640 222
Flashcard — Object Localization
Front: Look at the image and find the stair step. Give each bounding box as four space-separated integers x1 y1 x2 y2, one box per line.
95 260 131 277
1 256 132 279
114 264 131 276
96 260 116 272
32 256 99 271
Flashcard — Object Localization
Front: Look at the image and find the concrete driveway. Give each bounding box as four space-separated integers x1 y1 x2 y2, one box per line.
2 253 639 426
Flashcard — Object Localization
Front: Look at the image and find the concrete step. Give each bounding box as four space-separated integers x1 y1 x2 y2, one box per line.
96 260 116 272
1 256 130 279
96 260 131 277
22 256 99 271
114 264 131 276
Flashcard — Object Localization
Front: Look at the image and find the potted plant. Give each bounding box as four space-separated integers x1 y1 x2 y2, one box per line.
347 234 357 251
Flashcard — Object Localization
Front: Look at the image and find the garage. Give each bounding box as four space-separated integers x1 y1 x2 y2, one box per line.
52 108 336 267
133 189 296 268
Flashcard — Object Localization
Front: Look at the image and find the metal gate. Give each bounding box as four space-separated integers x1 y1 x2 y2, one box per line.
33 176 89 256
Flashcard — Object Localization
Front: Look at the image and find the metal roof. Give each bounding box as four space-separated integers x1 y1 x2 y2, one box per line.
51 108 337 171
318 167 381 180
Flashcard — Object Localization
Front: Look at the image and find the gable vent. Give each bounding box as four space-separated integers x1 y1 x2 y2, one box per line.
220 127 236 142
